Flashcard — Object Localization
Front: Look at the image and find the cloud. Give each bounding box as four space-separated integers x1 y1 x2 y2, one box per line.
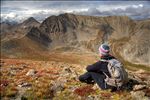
1 1 150 22
77 3 150 20
110 4 150 19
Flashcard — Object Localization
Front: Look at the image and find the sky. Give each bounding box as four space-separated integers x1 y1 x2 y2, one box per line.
1 1 150 22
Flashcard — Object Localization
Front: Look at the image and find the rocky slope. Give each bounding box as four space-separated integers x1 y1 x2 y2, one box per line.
28 14 150 66
1 13 150 67
1 13 150 100
0 58 150 100
120 19 150 66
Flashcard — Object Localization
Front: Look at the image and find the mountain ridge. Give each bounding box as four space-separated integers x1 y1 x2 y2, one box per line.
1 13 150 67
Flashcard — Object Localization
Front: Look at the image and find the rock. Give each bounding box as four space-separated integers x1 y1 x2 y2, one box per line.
35 80 39 83
133 85 146 91
0 60 4 67
63 68 72 73
50 78 66 94
26 69 36 76
87 95 95 100
10 65 25 70
20 64 28 69
9 70 17 76
69 86 78 92
135 69 145 74
0 80 9 87
92 84 99 90
70 74 78 80
18 82 32 88
128 73 143 83
50 82 65 94
144 88 150 97
130 91 149 100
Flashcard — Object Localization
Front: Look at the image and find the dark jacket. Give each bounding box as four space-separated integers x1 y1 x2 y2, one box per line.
86 55 115 77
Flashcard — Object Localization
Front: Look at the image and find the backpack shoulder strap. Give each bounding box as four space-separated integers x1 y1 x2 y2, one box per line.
100 59 110 78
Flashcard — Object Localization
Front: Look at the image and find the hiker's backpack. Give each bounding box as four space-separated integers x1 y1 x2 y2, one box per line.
101 59 128 88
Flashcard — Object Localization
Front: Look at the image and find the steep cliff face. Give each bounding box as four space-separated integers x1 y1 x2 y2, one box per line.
1 13 150 66
120 19 150 66
27 27 52 46
27 14 78 47
27 14 136 50
26 14 150 66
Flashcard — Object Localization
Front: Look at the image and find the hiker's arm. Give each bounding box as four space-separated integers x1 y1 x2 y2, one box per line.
86 61 100 72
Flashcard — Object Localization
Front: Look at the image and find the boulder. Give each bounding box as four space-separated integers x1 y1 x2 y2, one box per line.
50 82 65 94
26 69 36 76
130 91 149 100
133 85 146 91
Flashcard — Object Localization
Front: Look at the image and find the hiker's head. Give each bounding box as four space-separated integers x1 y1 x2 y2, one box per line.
99 44 110 57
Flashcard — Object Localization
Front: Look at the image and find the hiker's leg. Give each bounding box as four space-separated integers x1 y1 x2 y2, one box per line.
79 72 95 84
89 72 116 90
89 72 108 90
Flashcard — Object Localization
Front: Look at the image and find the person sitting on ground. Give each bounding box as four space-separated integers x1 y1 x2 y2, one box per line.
79 43 128 92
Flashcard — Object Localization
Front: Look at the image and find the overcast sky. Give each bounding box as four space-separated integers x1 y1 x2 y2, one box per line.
1 1 150 22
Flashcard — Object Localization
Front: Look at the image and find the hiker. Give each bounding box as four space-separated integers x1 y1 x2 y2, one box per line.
79 44 128 91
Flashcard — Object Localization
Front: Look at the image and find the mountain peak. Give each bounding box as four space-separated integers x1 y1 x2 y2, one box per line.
59 13 75 16
27 17 37 21
23 17 39 24
21 17 40 27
